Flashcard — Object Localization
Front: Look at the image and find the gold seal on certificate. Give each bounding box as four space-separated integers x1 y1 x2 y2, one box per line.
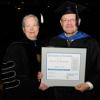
41 47 86 87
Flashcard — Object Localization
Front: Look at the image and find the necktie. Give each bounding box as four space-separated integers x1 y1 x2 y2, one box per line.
67 39 71 47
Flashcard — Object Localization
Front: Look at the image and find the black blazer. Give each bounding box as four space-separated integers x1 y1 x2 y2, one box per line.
1 39 41 100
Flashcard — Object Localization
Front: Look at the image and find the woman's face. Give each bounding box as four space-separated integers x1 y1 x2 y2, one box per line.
23 16 39 40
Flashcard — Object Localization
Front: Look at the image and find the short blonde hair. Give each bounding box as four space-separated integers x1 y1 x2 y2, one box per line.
22 14 39 28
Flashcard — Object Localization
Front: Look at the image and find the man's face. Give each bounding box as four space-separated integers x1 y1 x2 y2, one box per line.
23 17 39 40
60 13 78 35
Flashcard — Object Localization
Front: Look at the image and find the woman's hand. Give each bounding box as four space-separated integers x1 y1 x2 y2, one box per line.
37 72 43 81
39 83 49 91
37 72 49 91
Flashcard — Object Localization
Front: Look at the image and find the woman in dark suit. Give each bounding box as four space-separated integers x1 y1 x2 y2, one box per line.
1 14 44 100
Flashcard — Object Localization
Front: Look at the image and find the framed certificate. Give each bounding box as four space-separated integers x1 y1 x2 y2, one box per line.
41 47 87 87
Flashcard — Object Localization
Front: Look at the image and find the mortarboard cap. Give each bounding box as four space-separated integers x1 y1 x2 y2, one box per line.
55 1 86 18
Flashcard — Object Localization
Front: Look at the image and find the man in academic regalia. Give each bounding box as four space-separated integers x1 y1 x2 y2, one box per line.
43 1 100 100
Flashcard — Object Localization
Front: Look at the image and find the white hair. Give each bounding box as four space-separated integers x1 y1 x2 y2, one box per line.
22 14 39 28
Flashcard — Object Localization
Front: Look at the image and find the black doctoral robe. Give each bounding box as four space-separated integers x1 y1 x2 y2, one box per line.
44 31 100 100
1 38 41 100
